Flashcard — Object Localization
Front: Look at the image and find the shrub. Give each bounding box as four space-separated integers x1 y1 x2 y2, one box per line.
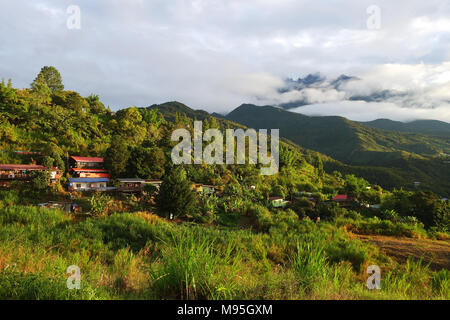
325 239 369 272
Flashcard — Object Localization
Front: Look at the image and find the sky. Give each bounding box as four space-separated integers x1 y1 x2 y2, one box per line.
0 0 449 122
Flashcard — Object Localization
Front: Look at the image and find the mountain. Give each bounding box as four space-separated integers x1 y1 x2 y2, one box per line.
225 104 450 196
363 119 450 137
226 104 449 162
142 102 450 196
146 101 210 122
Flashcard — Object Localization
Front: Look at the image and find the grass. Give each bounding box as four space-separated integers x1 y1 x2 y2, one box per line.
0 204 448 300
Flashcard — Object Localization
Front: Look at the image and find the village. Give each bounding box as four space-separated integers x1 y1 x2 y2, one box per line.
0 155 366 215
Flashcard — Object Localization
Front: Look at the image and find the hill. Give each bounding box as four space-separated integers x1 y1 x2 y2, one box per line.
225 104 450 196
363 119 450 137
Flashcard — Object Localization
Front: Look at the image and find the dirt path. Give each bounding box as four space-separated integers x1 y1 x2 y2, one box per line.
354 234 450 270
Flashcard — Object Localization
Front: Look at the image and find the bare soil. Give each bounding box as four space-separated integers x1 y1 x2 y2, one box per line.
355 234 450 270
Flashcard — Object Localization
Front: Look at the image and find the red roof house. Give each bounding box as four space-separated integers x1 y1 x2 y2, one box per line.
69 156 105 170
331 194 354 208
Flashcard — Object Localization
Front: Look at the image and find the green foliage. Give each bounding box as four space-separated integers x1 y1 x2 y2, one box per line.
151 230 240 299
29 170 51 190
31 66 64 93
0 271 102 300
127 146 166 179
291 233 328 291
104 137 130 178
89 192 112 216
226 104 450 197
156 167 196 218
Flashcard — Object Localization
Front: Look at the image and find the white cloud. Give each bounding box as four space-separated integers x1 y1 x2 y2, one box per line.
292 100 450 122
0 0 449 122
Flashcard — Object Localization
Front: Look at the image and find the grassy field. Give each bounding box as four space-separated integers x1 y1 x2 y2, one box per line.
0 204 448 300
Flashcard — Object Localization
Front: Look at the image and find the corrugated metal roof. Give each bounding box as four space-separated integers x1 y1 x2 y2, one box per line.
269 196 284 201
117 178 146 183
333 194 350 201
70 168 108 172
68 178 109 183
0 164 46 170
70 156 104 162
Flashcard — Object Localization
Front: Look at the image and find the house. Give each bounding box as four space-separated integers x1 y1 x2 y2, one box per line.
69 156 110 179
0 164 61 186
117 178 148 192
70 168 110 178
269 196 289 208
69 156 105 169
68 178 109 191
331 194 355 208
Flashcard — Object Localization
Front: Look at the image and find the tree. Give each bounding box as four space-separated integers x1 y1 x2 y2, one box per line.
116 107 146 144
29 170 51 190
279 145 297 168
314 155 324 179
412 191 441 228
343 174 369 198
89 192 112 216
41 156 54 169
30 73 52 105
127 146 166 179
86 94 106 114
31 66 64 92
104 137 130 178
64 91 89 113
155 167 196 218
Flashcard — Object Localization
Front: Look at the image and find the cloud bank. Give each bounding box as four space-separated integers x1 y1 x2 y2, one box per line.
0 0 449 122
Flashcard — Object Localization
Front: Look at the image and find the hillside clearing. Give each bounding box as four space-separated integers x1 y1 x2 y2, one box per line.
355 234 450 270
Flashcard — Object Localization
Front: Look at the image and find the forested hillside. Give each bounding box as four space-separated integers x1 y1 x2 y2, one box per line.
226 104 450 196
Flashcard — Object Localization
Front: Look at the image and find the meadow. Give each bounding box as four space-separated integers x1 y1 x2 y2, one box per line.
0 199 447 300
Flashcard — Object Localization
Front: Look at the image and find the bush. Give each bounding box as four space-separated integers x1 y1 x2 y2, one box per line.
325 239 369 272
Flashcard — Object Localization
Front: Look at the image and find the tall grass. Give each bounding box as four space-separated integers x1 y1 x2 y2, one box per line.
151 230 241 299
0 204 447 300
291 233 328 292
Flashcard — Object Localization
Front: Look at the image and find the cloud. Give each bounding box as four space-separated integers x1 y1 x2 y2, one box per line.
0 0 449 121
292 100 450 122
271 62 450 121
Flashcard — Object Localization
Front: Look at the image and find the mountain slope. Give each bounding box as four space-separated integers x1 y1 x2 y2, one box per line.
226 104 449 163
225 104 450 196
363 119 450 137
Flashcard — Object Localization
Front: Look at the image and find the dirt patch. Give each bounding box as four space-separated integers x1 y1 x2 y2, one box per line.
354 234 450 270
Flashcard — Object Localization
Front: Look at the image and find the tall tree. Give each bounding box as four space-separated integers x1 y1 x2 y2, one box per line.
31 66 64 92
104 137 130 178
156 167 196 218
127 146 166 179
